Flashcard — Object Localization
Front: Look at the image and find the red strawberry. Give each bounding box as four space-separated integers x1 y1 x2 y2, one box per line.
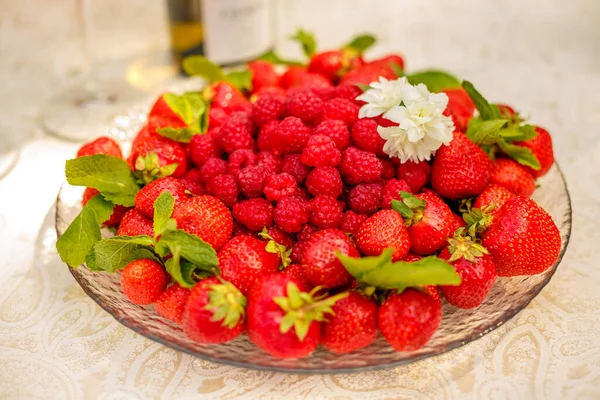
117 209 154 237
77 137 123 158
378 289 442 351
279 66 307 90
340 62 397 86
248 60 280 93
183 277 246 344
515 126 554 178
129 136 188 182
148 93 186 123
481 196 561 276
134 177 188 219
355 210 410 261
489 158 535 197
280 263 310 289
179 168 205 196
205 82 249 113
120 259 168 305
440 88 475 132
397 160 431 193
154 284 190 324
172 195 233 251
473 184 516 212
321 291 377 354
218 235 280 295
301 229 359 289
431 132 491 199
450 212 466 235
82 188 128 226
439 237 496 309
381 178 412 209
368 54 405 70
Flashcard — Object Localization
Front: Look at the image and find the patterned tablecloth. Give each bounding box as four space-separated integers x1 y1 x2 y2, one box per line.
1 0 600 399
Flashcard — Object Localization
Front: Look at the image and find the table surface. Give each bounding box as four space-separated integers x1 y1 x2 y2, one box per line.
1 0 600 399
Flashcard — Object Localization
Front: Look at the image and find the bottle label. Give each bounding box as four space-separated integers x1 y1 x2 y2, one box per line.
202 0 273 65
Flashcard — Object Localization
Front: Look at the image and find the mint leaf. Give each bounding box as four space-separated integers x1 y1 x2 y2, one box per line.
163 92 206 126
56 194 115 268
466 118 508 145
225 70 253 91
337 250 461 288
156 126 199 143
497 140 541 170
407 70 461 92
461 81 501 121
153 191 176 236
345 34 376 52
500 124 538 142
257 50 304 66
182 56 226 81
66 155 139 206
86 235 159 273
290 29 317 58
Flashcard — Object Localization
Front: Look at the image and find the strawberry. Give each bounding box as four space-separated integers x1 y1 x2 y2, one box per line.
279 66 307 90
205 82 249 114
473 184 516 212
248 60 280 93
246 273 345 358
431 132 491 200
153 284 190 324
355 209 410 261
440 88 475 132
183 277 246 344
172 195 233 251
481 196 561 276
218 235 280 295
77 137 123 158
120 259 168 305
396 160 431 193
82 188 128 226
450 212 466 235
308 50 346 81
148 93 187 124
321 291 377 354
378 289 442 351
439 236 496 309
515 126 554 178
129 136 188 182
340 62 397 86
301 229 359 289
392 191 454 255
134 177 188 219
368 54 405 70
489 158 535 197
280 263 311 289
116 209 154 237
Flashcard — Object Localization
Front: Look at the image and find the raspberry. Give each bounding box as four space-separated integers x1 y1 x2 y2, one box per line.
216 112 255 153
340 211 368 236
237 165 268 198
381 178 412 209
335 84 364 105
228 149 257 176
313 120 350 150
232 198 274 231
347 183 383 214
381 158 396 179
273 196 310 233
309 195 344 229
286 90 323 124
256 151 282 175
310 86 336 101
199 157 228 183
263 173 298 201
298 224 319 242
233 221 251 237
351 119 386 156
294 186 312 201
290 240 309 263
305 166 343 198
189 134 219 169
300 134 341 167
265 225 295 249
180 169 204 196
251 95 286 126
397 160 431 193
205 174 239 207
257 120 279 152
281 154 310 184
322 98 359 127
271 117 311 156
339 147 383 185
208 107 228 128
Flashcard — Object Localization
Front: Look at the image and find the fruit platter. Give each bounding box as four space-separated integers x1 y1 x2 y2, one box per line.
55 32 571 372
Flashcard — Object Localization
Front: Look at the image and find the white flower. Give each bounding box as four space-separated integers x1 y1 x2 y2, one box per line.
377 84 454 163
356 77 407 118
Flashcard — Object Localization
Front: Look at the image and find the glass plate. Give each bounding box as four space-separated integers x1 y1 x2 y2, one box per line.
54 97 572 374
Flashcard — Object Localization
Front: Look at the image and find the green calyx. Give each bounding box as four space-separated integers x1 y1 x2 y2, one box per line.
391 191 427 227
133 152 178 185
462 205 495 239
273 283 348 341
447 231 489 263
259 227 292 268
205 280 247 329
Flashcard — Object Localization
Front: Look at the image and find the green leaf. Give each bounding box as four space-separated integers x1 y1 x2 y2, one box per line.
257 50 305 66
225 70 253 91
337 250 461 288
345 34 376 52
86 235 159 273
466 118 508 145
500 124 538 143
153 192 176 236
156 126 199 143
182 55 225 82
407 70 461 93
65 155 140 206
497 140 541 170
461 81 501 121
391 199 414 219
163 92 206 125
56 194 115 268
389 63 404 78
156 230 218 268
290 28 317 58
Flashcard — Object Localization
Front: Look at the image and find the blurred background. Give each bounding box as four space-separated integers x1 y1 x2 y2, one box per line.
1 0 599 167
